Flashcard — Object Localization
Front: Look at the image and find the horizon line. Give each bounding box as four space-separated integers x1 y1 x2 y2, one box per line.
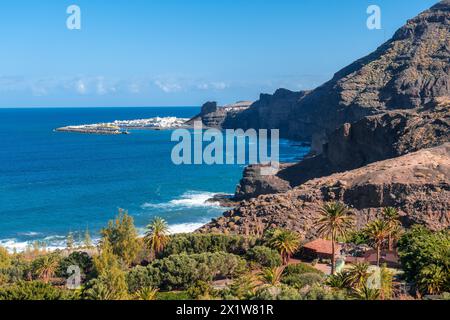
0 105 201 109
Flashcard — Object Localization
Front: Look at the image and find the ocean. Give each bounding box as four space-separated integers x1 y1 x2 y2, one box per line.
0 107 309 251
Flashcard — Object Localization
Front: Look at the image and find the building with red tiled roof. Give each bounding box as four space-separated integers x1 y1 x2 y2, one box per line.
301 239 342 260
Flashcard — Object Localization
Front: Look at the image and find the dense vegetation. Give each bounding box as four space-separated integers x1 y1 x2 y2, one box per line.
397 226 449 295
0 203 448 300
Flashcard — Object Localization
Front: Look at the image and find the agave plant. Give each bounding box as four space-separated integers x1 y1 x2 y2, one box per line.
346 262 371 289
134 286 159 300
353 285 381 300
258 266 285 287
326 271 351 290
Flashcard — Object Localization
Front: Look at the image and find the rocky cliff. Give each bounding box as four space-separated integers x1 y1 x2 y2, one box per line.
199 1 450 236
224 1 450 141
199 144 450 239
233 99 449 199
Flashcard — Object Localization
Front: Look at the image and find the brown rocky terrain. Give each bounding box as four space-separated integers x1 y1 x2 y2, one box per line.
232 100 449 200
197 1 450 236
199 144 450 239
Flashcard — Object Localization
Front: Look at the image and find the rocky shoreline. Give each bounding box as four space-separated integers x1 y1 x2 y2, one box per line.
198 1 450 236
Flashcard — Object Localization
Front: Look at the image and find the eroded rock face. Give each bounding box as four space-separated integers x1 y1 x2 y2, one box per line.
234 164 293 201
233 104 449 200
223 1 450 141
198 144 450 239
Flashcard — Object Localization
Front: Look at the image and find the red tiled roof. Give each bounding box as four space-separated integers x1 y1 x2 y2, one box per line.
303 239 341 255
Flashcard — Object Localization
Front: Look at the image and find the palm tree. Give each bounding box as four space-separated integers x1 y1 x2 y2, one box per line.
346 262 371 289
315 202 354 274
364 219 391 266
266 229 301 265
144 217 170 259
258 266 285 286
382 207 401 250
33 254 60 283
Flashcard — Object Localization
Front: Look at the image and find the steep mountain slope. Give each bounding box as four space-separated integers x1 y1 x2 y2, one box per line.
225 0 450 141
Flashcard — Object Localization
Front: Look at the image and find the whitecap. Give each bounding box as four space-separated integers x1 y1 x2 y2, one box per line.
141 191 225 210
168 222 207 234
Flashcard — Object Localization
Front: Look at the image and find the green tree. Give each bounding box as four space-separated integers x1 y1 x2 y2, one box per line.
32 254 60 283
364 219 391 266
382 207 401 250
265 229 301 265
83 227 93 248
66 232 75 250
93 240 122 275
397 226 449 294
84 270 129 300
100 209 140 266
315 202 354 274
88 241 129 300
0 246 11 269
144 217 170 259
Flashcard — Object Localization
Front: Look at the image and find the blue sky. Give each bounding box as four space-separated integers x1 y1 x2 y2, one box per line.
0 0 439 107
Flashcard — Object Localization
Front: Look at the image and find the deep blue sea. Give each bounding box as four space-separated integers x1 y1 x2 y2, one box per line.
0 107 309 250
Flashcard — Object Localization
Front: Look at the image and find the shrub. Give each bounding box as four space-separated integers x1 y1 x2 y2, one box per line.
253 285 302 300
127 252 247 291
83 267 129 300
156 291 191 300
126 265 162 293
301 284 348 300
160 233 256 258
0 281 78 300
397 226 449 294
187 280 217 300
0 256 32 285
246 246 282 268
283 263 323 277
0 247 11 269
57 251 96 282
282 272 324 289
345 230 370 245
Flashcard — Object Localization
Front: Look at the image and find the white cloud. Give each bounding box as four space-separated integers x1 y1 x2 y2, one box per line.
196 83 209 90
154 80 183 93
211 82 228 90
75 79 87 94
